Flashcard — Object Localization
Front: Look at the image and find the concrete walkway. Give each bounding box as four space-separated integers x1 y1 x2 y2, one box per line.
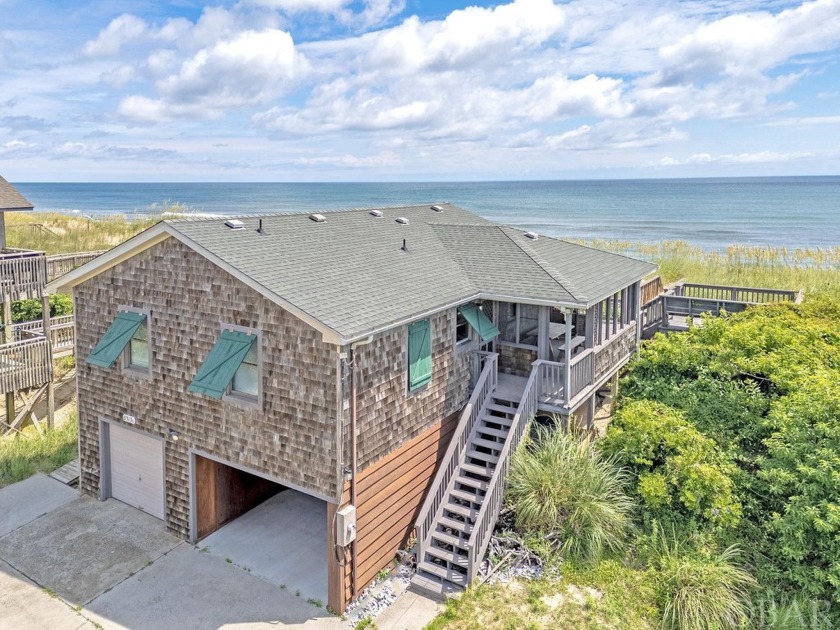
0 474 444 629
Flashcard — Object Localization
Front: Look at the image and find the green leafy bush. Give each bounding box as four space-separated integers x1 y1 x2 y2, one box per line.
599 400 741 528
10 293 73 323
615 299 840 619
506 426 635 562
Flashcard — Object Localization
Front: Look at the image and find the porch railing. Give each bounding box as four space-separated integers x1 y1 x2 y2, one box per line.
534 323 636 409
11 315 75 355
0 337 52 394
46 251 104 282
416 351 498 570
668 282 798 304
466 362 539 582
640 275 663 305
0 250 47 301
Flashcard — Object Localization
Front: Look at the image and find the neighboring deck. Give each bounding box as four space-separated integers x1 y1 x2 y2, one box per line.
641 280 802 336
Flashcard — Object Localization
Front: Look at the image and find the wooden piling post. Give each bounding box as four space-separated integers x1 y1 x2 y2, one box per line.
42 294 54 429
3 293 13 424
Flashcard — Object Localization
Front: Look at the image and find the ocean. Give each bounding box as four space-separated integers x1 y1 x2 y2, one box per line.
14 177 840 251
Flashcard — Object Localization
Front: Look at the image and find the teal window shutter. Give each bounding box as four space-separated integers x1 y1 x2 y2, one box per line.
459 304 500 342
87 311 146 368
188 330 257 400
408 319 432 391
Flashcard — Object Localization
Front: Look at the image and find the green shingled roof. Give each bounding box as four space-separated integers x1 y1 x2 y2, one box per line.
165 203 656 341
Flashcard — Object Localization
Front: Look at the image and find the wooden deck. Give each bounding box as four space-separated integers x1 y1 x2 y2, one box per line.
640 279 802 337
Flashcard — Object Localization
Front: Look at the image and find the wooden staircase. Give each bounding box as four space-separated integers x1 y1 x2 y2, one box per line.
415 392 518 589
412 352 540 597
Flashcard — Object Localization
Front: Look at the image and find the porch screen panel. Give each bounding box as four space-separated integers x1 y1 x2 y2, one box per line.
87 310 146 368
408 319 432 391
188 329 256 399
458 304 500 342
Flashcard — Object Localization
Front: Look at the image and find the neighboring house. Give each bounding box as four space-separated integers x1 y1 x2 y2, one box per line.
47 204 655 611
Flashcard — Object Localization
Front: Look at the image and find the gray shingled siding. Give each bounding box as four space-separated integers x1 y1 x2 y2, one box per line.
75 238 339 537
498 344 538 377
350 309 471 472
595 323 637 381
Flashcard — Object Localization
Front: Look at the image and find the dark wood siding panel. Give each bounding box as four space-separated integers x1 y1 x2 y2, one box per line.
338 411 458 605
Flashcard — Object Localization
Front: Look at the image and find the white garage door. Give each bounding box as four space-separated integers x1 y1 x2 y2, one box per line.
109 424 165 520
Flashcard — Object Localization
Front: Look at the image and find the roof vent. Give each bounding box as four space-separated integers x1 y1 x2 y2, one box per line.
524 231 539 240
309 213 327 223
395 217 409 225
225 219 245 230
430 205 443 212
369 210 383 218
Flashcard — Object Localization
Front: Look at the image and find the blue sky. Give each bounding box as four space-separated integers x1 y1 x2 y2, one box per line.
1 0 839 181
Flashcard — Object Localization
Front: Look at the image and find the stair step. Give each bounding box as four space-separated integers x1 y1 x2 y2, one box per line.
471 437 505 451
460 462 494 478
486 403 517 416
480 414 512 428
426 544 469 567
409 573 462 600
467 449 499 465
438 515 474 534
431 528 468 548
456 475 489 492
476 426 509 439
418 561 467 585
449 487 481 504
444 501 477 519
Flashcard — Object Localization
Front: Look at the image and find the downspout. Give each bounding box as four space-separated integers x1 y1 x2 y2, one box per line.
348 334 373 598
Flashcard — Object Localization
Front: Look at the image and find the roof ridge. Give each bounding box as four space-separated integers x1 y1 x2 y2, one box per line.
499 226 584 302
164 203 458 224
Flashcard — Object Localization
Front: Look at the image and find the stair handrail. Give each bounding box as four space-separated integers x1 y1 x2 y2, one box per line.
466 363 540 582
415 351 498 569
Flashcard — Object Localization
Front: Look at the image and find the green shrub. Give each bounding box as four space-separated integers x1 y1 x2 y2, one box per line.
647 524 756 630
10 293 73 323
506 426 635 562
600 400 741 528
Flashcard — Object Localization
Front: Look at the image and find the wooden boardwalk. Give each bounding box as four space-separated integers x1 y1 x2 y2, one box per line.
49 458 79 486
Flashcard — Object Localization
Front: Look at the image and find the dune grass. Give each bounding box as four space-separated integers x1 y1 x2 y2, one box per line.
5 211 158 255
0 413 78 488
574 239 840 300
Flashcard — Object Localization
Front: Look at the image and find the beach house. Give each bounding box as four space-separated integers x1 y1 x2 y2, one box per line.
47 203 655 611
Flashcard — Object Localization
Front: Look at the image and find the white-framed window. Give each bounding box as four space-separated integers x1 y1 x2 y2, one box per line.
454 310 472 350
497 302 539 348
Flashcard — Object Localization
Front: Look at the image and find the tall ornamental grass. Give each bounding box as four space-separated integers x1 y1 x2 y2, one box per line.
647 524 757 630
506 425 635 562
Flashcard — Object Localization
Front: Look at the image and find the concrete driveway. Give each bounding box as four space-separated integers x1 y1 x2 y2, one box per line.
0 474 440 630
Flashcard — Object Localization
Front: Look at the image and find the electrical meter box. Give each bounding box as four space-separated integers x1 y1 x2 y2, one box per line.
336 505 357 546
